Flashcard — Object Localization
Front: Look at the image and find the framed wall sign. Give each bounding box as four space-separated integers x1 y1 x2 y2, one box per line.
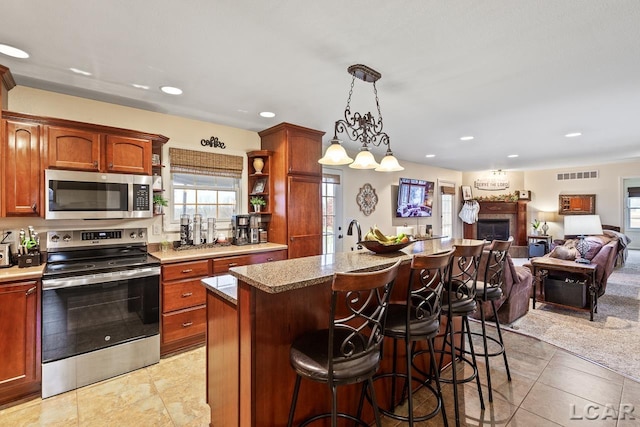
251 178 266 194
558 194 596 215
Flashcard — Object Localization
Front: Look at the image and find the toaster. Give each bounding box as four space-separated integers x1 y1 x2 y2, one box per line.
0 244 12 268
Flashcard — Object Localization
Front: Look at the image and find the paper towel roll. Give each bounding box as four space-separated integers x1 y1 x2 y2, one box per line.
417 225 427 237
396 226 415 236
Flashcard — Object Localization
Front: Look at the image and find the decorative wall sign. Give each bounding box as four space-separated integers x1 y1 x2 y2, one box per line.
356 183 378 216
200 136 226 149
474 177 510 191
558 194 596 215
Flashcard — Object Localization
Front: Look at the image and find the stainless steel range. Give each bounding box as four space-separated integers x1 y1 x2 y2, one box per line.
41 228 160 398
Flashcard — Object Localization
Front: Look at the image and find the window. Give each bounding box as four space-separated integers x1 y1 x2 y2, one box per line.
440 183 455 238
322 172 341 254
171 173 239 224
628 187 640 229
168 148 243 230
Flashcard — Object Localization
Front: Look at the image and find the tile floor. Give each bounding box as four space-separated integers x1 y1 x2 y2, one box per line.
1 324 639 426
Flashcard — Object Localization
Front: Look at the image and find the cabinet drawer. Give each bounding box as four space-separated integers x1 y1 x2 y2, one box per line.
163 279 207 312
162 259 210 281
212 250 287 274
161 305 206 345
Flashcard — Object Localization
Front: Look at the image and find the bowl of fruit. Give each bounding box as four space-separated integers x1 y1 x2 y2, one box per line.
359 226 413 254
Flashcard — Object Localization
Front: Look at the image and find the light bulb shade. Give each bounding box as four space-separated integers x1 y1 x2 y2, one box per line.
349 149 380 169
318 139 353 165
375 152 404 172
563 215 603 237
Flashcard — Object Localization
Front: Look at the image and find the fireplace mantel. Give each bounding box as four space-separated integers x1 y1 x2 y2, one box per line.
463 200 529 246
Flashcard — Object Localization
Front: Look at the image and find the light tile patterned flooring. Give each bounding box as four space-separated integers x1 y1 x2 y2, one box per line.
1 325 640 426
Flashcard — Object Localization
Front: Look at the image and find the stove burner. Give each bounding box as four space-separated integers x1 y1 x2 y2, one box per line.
47 263 96 273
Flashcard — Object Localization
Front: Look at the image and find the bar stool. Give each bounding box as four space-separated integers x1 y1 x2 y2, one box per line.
440 242 486 426
374 250 453 426
473 239 513 402
287 260 401 427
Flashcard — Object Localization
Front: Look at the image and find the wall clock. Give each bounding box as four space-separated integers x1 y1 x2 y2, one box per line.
356 183 378 216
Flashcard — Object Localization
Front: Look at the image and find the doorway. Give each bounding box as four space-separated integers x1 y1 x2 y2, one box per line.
439 180 456 238
322 169 344 254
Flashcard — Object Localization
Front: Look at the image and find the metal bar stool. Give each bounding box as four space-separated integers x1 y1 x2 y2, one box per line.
287 260 401 427
373 250 453 426
439 242 486 426
473 239 513 402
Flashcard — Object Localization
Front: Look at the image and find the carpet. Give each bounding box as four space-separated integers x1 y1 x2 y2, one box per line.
507 250 640 381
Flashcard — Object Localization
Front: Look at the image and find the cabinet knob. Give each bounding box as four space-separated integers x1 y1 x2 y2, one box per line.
93 160 98 167
182 321 193 328
31 203 37 212
181 292 193 298
109 163 113 169
267 257 274 262
181 269 193 274
26 286 36 296
228 262 238 267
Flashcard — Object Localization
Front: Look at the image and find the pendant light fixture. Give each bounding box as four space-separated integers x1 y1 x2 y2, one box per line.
318 64 404 171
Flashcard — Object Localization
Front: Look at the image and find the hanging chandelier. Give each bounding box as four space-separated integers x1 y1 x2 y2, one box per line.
318 64 404 172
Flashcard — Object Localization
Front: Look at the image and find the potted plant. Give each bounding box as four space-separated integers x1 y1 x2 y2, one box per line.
250 196 266 212
531 219 541 235
153 194 168 215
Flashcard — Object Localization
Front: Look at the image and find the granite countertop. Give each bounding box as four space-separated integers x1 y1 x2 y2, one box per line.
0 264 46 284
149 242 288 264
201 274 238 304
229 238 483 294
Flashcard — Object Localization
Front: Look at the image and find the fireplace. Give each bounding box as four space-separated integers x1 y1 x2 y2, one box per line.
462 200 529 247
477 219 510 241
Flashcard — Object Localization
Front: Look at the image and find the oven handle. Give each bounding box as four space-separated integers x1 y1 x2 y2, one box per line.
42 266 161 290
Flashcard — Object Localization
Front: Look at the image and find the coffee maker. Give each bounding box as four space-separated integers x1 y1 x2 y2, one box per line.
231 214 251 245
249 214 261 244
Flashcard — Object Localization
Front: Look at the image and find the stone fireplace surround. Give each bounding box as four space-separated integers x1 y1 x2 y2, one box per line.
462 200 529 257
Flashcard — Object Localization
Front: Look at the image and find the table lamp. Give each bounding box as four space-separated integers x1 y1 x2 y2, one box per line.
539 211 556 236
563 215 603 264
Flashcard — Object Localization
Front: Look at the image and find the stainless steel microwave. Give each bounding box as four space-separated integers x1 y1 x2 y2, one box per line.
45 169 153 220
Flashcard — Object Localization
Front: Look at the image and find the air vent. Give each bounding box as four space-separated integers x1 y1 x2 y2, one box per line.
556 170 598 181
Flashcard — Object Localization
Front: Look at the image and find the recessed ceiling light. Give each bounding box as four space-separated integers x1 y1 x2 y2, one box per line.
425 154 436 158
132 84 150 90
259 111 276 118
160 86 183 95
69 67 92 76
460 136 474 141
0 43 29 59
565 132 582 138
507 154 519 158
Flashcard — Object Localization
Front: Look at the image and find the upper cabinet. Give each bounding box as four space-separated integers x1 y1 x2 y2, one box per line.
47 126 153 175
2 118 42 216
47 126 101 171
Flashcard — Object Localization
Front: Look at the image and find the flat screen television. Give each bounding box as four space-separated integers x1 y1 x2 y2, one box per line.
396 178 434 218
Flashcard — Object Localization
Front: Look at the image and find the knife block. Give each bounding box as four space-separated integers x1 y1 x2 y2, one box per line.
17 252 41 268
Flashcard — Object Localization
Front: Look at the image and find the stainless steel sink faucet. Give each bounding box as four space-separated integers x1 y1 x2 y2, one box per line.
347 219 363 250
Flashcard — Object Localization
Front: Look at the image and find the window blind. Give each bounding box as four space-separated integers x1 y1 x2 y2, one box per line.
440 186 455 195
169 148 243 178
628 187 640 198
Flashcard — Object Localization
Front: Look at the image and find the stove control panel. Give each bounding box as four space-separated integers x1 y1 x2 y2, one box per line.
47 228 148 250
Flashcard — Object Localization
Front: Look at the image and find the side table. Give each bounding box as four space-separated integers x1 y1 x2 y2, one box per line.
530 257 598 321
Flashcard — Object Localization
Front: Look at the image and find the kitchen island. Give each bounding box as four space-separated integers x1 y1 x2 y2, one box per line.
203 238 482 426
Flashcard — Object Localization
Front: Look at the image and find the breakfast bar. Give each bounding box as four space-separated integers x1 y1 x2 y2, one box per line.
202 238 482 426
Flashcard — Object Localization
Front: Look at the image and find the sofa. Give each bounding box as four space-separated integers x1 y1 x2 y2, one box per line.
470 251 534 325
529 233 619 299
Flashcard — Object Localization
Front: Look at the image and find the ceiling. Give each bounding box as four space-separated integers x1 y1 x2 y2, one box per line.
1 1 640 172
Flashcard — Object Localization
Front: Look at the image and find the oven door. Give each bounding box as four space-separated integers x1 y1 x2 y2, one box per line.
42 268 160 364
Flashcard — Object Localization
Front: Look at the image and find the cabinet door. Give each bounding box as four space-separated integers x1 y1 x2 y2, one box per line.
287 131 322 176
105 135 152 175
287 175 322 258
0 280 39 406
47 126 101 171
3 120 41 216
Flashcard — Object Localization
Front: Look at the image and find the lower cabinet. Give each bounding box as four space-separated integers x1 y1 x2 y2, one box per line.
0 279 40 407
160 249 287 356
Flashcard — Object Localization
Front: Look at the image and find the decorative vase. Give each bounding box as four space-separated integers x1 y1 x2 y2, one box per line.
253 157 264 174
531 229 538 236
154 204 163 215
253 204 261 213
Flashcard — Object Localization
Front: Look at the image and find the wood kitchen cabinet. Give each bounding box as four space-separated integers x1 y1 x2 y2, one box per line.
258 123 324 259
247 150 273 215
47 126 152 174
0 279 40 407
160 259 210 356
1 118 42 216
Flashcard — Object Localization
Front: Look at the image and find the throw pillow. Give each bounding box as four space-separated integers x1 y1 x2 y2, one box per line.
549 245 579 260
